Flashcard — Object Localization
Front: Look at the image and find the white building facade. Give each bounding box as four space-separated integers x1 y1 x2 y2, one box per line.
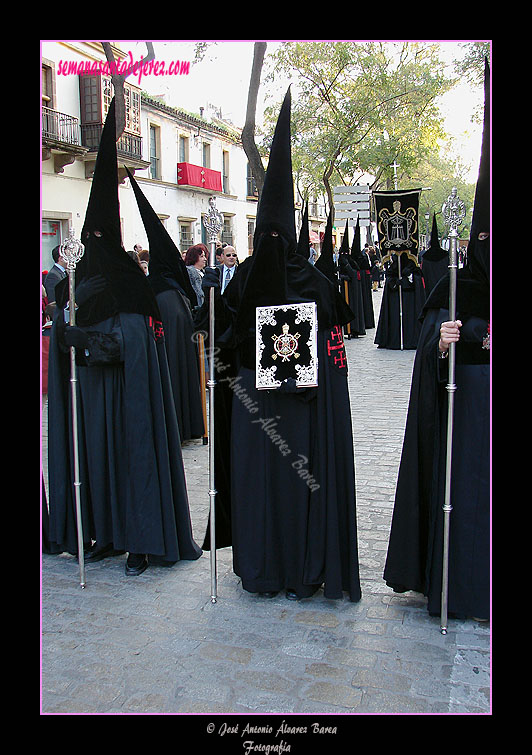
41 41 260 274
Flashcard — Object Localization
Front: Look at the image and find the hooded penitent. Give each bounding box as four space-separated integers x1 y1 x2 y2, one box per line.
420 214 448 296
204 87 361 602
383 58 490 620
349 216 375 329
46 97 202 566
335 219 366 338
55 98 161 327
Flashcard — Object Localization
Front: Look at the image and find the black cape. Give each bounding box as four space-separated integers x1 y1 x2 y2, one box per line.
151 281 206 442
374 257 426 349
383 301 490 619
201 250 361 602
46 310 202 563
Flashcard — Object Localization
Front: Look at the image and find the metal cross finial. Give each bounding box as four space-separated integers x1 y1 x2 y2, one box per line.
60 229 85 271
442 187 466 237
202 196 224 243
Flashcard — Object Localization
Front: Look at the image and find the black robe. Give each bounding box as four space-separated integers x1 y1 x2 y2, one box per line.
375 258 426 349
201 253 361 601
383 305 490 619
358 261 375 329
152 280 205 442
338 256 365 338
46 309 202 563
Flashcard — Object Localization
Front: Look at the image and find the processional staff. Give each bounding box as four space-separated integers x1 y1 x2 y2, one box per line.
59 229 87 589
202 196 224 604
391 160 404 350
440 187 466 635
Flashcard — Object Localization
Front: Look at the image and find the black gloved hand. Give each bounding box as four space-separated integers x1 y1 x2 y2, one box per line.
75 275 107 306
201 267 221 291
62 326 89 350
277 378 300 394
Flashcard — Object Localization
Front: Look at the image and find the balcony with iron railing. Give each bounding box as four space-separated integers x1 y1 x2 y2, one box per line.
42 106 82 146
80 123 143 160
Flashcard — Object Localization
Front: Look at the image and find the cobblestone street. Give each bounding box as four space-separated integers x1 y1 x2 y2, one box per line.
41 288 491 724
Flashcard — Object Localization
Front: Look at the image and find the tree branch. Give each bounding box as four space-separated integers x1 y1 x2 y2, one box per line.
241 42 267 198
101 42 155 141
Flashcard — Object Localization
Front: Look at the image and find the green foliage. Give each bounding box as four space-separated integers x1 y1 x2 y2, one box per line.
264 41 459 206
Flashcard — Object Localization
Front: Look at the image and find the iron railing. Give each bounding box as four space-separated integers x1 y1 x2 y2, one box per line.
42 107 81 145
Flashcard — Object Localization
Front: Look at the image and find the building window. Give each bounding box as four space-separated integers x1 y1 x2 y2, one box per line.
178 134 189 163
79 75 101 128
221 216 233 246
79 75 142 158
179 222 193 249
202 142 210 169
247 219 255 255
247 163 258 198
150 124 160 179
222 150 229 193
42 64 54 108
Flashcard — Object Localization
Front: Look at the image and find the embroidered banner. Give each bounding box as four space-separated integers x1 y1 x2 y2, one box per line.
373 189 422 264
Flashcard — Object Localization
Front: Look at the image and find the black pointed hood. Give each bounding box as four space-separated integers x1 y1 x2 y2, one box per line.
350 217 366 268
57 98 160 326
466 57 490 287
422 214 446 261
226 88 354 344
254 87 297 245
423 59 490 321
231 88 294 336
125 167 197 305
296 201 310 257
314 212 337 283
338 220 350 256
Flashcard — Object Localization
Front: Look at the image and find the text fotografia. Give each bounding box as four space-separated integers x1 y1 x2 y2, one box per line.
208 720 338 751
57 54 191 85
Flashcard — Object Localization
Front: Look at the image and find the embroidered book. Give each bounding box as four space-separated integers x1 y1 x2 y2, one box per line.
255 302 318 390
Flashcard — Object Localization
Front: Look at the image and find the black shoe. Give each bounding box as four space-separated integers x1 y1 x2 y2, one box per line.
258 591 278 598
125 553 148 576
84 543 125 563
285 589 298 601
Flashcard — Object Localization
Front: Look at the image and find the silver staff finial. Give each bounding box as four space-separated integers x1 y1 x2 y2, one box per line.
60 229 85 271
202 196 224 242
442 188 466 237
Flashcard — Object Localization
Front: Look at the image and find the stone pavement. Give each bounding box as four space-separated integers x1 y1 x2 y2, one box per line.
40 288 491 722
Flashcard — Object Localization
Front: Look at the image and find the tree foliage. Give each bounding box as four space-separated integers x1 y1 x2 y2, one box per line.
263 41 456 215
